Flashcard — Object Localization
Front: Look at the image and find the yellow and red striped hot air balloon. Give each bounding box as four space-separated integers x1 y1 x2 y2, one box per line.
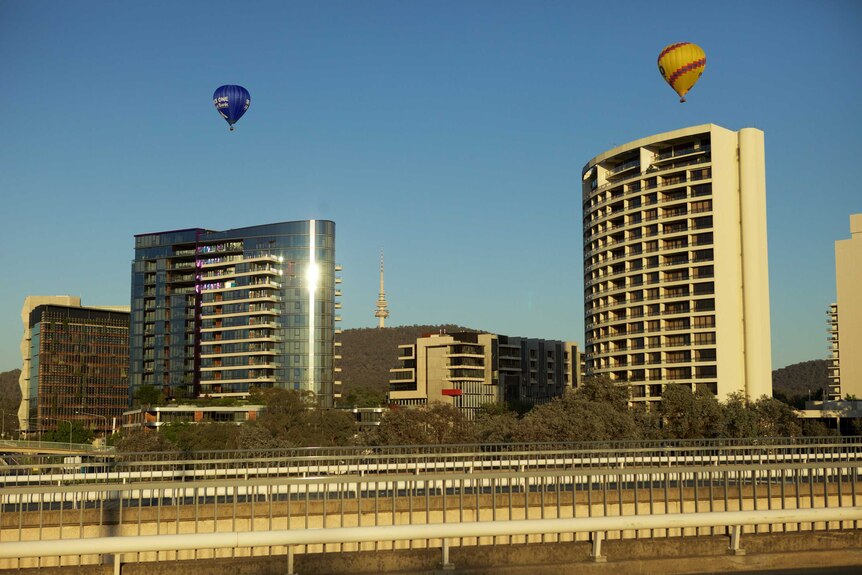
657 42 706 103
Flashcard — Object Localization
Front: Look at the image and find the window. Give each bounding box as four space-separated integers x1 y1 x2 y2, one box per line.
693 332 717 345
666 351 691 363
666 334 690 347
665 318 690 331
691 200 712 214
666 367 691 380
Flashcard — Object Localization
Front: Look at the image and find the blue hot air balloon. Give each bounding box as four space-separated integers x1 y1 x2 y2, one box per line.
212 85 251 131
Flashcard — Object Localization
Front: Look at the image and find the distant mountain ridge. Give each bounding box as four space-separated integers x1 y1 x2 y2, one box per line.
0 369 21 427
772 359 829 405
0 355 829 414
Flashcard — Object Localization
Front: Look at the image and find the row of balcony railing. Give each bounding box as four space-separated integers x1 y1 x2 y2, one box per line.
589 326 717 344
590 344 716 358
585 273 715 302
586 251 714 278
589 156 712 196
587 272 714 298
587 288 715 313
585 189 713 228
585 216 713 246
587 307 716 328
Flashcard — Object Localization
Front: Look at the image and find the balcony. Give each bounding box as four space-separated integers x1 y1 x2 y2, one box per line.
652 144 710 165
607 158 640 178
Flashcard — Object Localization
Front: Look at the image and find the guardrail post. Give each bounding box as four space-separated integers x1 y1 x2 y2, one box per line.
113 554 121 575
728 525 745 555
441 539 455 570
590 532 606 562
287 546 296 575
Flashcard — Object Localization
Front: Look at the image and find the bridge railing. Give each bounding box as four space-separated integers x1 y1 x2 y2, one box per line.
1 458 860 571
4 436 862 487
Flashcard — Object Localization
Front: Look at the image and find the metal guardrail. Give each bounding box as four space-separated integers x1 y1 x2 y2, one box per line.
3 507 861 575
1 457 860 571
5 437 862 487
0 439 107 454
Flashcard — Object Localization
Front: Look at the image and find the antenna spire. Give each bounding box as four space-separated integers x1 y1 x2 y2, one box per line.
374 250 390 328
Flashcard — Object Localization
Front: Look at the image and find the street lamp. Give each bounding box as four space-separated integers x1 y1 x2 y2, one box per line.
76 411 109 438
0 410 15 440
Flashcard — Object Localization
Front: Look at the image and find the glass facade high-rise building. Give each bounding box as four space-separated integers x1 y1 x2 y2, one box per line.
582 125 771 404
129 220 340 407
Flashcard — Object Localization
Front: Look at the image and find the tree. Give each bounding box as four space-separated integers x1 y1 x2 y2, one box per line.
162 422 240 453
372 403 471 445
301 408 358 447
337 386 387 408
240 387 358 448
801 418 837 437
42 421 94 445
631 403 663 440
245 387 308 447
721 392 759 438
751 396 802 437
134 384 164 407
472 403 521 444
518 378 642 443
659 385 724 439
112 428 178 455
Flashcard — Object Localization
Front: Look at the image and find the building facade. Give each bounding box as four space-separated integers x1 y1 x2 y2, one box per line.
827 214 862 400
19 296 130 436
129 220 341 407
389 332 580 419
581 124 771 404
122 404 265 430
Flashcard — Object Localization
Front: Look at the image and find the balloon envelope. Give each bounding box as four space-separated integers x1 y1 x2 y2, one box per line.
657 43 706 103
213 85 251 130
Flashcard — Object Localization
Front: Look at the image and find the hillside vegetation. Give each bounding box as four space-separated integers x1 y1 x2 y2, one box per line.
337 325 474 396
0 355 831 424
772 359 829 407
0 369 21 436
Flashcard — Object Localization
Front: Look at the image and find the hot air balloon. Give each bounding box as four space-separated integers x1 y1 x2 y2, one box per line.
657 43 706 103
212 85 251 131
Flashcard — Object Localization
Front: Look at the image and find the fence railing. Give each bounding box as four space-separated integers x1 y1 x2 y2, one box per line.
1 458 860 571
5 436 862 488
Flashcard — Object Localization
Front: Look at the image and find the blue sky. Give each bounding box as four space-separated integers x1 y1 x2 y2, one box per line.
1 0 860 372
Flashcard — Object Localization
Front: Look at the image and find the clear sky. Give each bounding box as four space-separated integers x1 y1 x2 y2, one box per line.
1 0 860 373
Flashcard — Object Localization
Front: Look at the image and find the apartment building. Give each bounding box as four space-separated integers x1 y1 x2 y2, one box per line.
129 220 341 407
827 214 862 400
581 124 771 404
19 296 129 436
389 332 580 419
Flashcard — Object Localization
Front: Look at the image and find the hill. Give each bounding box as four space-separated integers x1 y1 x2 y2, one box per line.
338 325 475 396
772 359 829 406
1 369 21 433
0 356 831 416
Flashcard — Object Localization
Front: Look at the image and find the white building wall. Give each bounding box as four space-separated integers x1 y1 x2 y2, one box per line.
836 214 862 398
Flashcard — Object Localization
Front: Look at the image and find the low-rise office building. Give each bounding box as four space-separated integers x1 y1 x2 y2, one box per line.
389 332 580 419
122 404 265 430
